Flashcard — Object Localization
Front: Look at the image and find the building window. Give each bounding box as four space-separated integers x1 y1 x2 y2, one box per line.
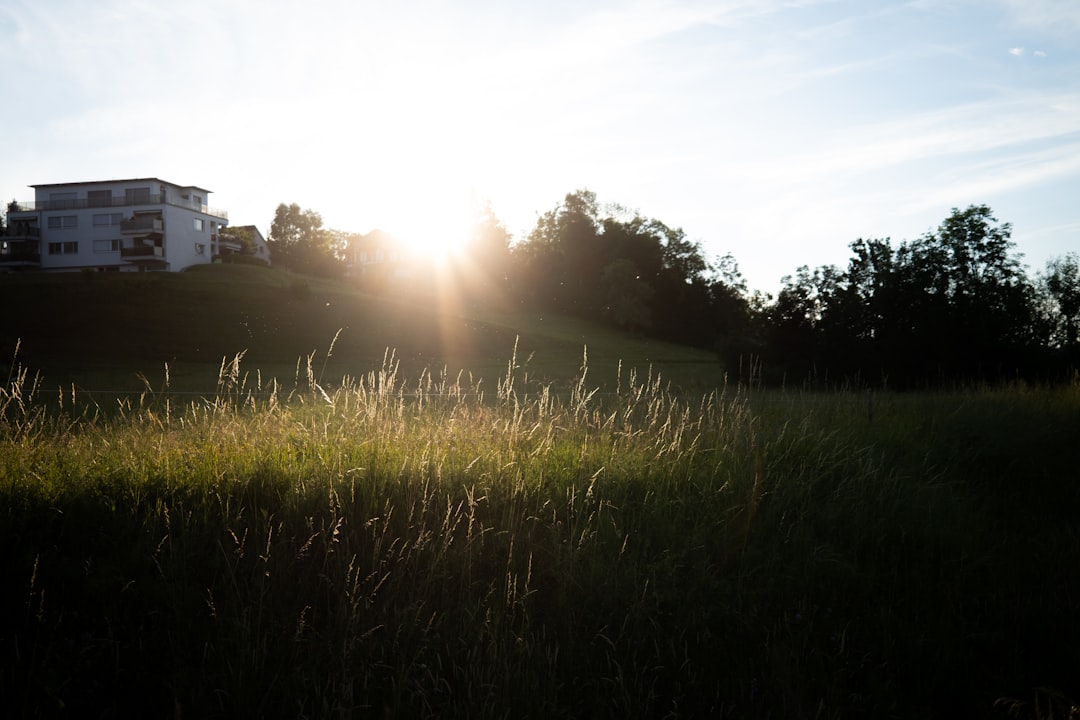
94 239 121 253
194 218 204 231
49 192 77 209
195 243 205 255
93 213 124 227
126 187 151 205
47 215 78 229
87 190 113 208
47 241 79 255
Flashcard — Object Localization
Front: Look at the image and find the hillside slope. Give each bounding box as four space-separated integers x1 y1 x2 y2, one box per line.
1 265 723 392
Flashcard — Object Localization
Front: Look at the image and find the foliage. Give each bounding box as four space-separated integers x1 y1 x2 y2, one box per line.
762 205 1050 386
511 189 603 313
241 198 1080 385
511 190 734 347
600 258 653 330
0 265 725 396
219 225 257 255
1039 253 1080 349
268 202 341 277
462 200 512 295
11 182 1075 386
324 228 358 263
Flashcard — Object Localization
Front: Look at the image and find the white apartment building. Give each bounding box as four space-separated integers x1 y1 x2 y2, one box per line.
2 178 232 272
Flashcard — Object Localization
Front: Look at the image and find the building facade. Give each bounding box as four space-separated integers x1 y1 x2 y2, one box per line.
344 228 414 280
218 225 271 266
2 178 231 272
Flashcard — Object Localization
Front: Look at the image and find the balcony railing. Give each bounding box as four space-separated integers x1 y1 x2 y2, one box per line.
121 245 164 258
0 242 42 263
8 194 227 220
121 216 164 234
217 236 242 250
2 225 41 240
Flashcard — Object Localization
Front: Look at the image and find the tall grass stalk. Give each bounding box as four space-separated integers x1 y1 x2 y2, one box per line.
1 345 1078 718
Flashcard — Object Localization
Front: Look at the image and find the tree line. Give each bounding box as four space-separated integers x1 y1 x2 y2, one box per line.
263 193 1080 387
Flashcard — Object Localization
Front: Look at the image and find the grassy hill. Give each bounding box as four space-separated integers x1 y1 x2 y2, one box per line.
5 265 1080 717
1 264 724 394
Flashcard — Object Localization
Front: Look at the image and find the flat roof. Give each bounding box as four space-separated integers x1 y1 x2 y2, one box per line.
31 178 213 194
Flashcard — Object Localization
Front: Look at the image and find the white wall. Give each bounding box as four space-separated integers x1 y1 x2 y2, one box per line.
27 179 226 272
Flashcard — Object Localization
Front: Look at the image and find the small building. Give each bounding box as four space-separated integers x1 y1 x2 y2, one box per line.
2 178 230 272
345 229 414 280
218 224 271 265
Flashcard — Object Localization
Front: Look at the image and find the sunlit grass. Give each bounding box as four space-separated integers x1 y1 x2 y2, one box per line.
1 341 1078 718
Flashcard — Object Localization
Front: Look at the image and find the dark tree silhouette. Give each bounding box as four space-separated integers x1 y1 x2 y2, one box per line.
511 190 602 313
895 205 1033 380
600 258 653 331
760 205 1039 386
268 203 340 277
511 190 717 345
1040 253 1080 349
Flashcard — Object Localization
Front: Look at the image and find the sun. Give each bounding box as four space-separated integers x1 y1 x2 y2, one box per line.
384 187 478 267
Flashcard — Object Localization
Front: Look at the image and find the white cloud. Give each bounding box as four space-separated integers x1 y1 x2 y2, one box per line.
908 141 1080 214
4 0 1078 292
732 89 1080 192
1000 0 1080 34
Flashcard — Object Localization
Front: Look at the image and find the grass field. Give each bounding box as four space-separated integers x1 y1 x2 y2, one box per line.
0 264 725 397
1 267 1078 718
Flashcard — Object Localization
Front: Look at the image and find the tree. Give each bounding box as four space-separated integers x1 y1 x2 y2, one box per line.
659 226 709 285
514 190 603 313
831 238 896 343
267 203 339 276
1039 253 1080 349
818 238 899 381
899 205 1033 378
709 254 761 376
462 201 512 300
600 258 653 330
216 226 270 267
765 264 840 381
220 226 256 255
762 205 1037 386
511 189 721 344
324 229 356 263
651 223 713 345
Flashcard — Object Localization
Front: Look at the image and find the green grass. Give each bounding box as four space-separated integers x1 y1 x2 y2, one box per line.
2 336 1079 718
0 264 723 396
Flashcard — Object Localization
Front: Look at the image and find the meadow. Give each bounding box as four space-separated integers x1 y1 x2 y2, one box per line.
1 267 1078 718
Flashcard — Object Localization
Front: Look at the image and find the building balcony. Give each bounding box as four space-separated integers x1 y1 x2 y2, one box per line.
121 216 164 234
10 193 166 212
217 237 243 253
8 194 227 220
121 244 164 259
2 225 41 241
0 240 42 265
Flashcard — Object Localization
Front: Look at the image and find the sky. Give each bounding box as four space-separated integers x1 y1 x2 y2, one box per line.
2 0 1078 293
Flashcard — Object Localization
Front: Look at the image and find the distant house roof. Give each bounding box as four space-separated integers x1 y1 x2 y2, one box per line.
349 228 399 249
229 224 265 239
